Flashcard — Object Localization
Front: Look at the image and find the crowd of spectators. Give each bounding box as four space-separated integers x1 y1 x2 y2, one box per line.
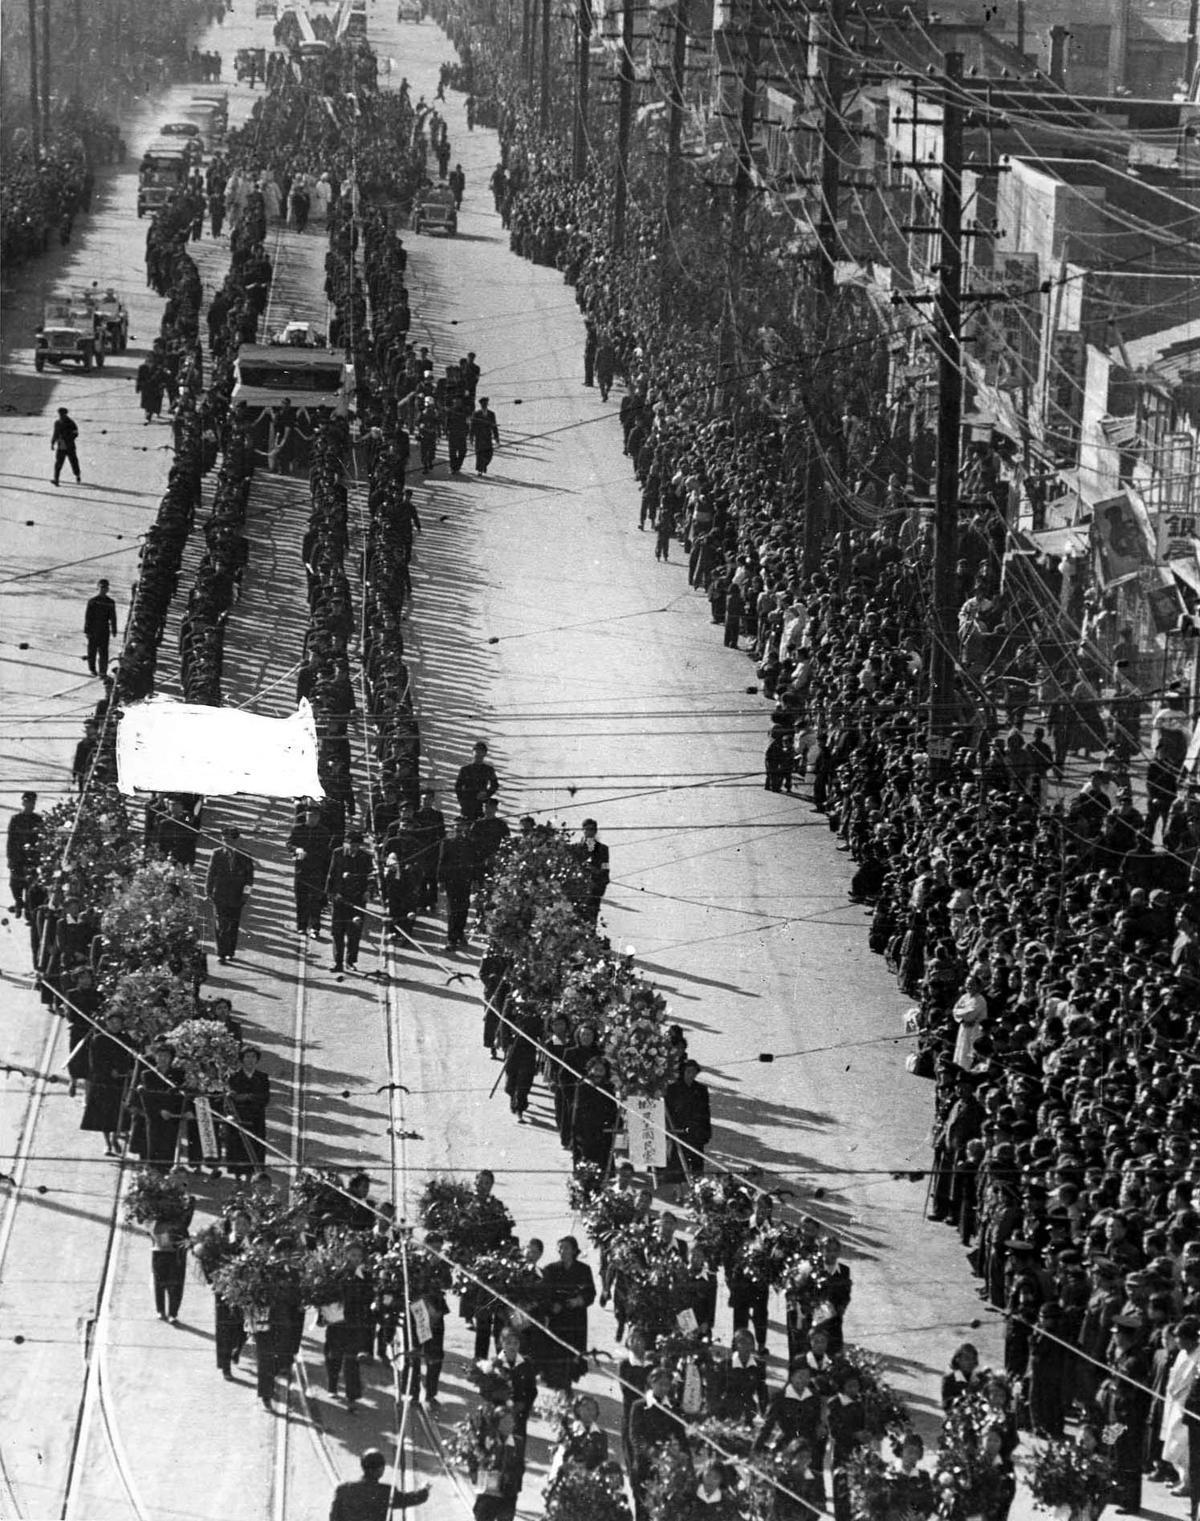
418 9 1200 1508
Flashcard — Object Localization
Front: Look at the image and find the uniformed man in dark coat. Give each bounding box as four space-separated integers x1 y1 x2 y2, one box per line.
1095 1314 1153 1513
470 396 499 474
455 741 499 822
326 830 374 973
205 825 255 963
413 788 446 910
84 578 119 676
7 791 42 917
287 804 333 935
329 1449 428 1519
438 818 477 952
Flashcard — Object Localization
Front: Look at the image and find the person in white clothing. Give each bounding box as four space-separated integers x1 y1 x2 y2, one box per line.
1162 1319 1200 1493
952 973 987 1071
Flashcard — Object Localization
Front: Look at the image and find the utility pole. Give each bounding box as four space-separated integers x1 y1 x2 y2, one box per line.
522 0 532 86
41 0 51 139
813 0 847 300
802 0 849 573
74 0 84 98
721 0 760 390
613 0 635 247
27 0 41 158
572 0 592 180
540 0 551 131
928 51 965 774
663 0 688 236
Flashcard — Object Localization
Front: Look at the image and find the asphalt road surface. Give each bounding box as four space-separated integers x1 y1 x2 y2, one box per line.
0 3 1084 1518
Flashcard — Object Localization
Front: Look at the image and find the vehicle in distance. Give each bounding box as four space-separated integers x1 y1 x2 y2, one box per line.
79 284 129 352
231 345 353 415
35 293 102 372
413 182 456 235
138 142 190 216
397 0 421 20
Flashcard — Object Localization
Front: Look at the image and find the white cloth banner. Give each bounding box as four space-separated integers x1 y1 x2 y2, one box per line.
116 698 324 799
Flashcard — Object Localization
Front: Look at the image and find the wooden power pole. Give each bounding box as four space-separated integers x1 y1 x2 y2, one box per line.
613 0 635 247
928 51 966 772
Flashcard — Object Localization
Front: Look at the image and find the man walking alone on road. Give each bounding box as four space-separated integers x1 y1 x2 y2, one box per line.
205 825 255 964
52 406 82 485
84 578 119 677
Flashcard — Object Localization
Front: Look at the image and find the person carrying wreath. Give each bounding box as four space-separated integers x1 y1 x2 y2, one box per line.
149 1167 195 1323
629 1366 689 1516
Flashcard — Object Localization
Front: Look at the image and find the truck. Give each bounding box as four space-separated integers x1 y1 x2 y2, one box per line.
34 293 102 373
413 182 457 236
138 142 190 217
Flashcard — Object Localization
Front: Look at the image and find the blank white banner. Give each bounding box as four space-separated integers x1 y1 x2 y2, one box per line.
116 698 324 799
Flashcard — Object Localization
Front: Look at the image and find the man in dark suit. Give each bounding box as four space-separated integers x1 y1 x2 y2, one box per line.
205 825 255 963
413 787 446 910
574 818 609 924
287 804 333 936
470 396 499 474
329 1450 428 1519
438 818 478 952
326 830 374 973
84 578 119 676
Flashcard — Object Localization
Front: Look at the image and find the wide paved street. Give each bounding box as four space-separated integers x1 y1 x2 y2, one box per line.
0 4 1026 1519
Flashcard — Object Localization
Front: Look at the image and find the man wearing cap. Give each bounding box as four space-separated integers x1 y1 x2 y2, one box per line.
455 741 499 823
571 819 610 925
84 578 119 677
327 831 374 974
1098 1314 1152 1512
51 405 81 484
205 826 255 963
328 1449 428 1518
287 805 334 938
470 395 499 474
7 791 42 918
